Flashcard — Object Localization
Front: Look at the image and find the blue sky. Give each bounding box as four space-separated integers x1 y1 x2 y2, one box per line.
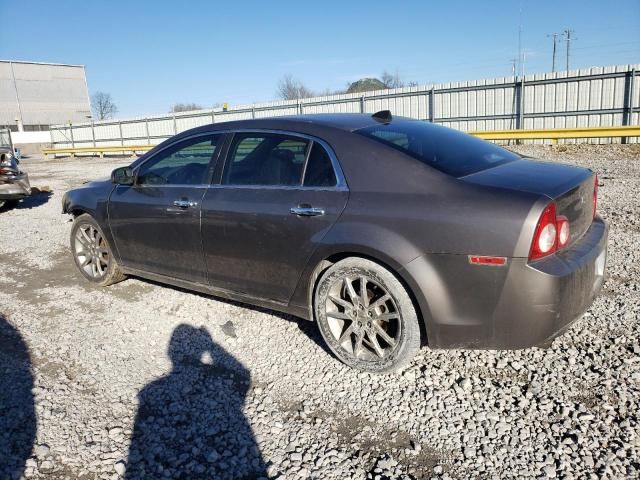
2 0 639 117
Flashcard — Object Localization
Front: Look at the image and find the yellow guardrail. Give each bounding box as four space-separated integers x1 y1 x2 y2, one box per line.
471 125 640 142
42 145 154 158
43 126 640 157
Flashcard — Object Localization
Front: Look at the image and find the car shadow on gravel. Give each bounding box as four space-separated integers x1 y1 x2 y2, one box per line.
125 324 267 480
0 188 53 213
130 276 333 356
15 188 53 210
0 313 36 480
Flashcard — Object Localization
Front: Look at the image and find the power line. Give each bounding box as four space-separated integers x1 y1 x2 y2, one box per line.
571 41 640 51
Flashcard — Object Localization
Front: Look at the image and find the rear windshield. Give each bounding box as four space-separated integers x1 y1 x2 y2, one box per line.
355 120 519 177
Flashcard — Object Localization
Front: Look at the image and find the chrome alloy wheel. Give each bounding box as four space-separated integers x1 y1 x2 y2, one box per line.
324 275 401 361
73 223 109 279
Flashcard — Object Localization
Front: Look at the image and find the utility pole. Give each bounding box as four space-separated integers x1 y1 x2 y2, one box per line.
563 29 575 71
517 4 523 77
510 58 518 76
547 33 559 72
9 61 24 132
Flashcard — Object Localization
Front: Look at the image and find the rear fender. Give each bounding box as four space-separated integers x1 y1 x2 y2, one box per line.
289 221 427 319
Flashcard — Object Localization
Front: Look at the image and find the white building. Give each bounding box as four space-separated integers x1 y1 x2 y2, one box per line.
0 60 91 135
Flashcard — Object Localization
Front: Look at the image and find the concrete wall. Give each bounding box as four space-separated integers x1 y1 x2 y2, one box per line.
12 131 51 144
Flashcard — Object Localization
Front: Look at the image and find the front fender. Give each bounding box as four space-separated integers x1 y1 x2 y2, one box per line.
62 181 119 261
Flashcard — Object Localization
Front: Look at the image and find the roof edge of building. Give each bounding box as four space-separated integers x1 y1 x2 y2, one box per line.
0 59 85 68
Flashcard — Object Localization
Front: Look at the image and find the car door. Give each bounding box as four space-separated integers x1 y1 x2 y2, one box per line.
201 131 348 303
109 133 224 283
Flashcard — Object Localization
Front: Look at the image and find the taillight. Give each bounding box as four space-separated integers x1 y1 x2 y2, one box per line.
529 203 572 261
556 215 570 247
593 174 598 219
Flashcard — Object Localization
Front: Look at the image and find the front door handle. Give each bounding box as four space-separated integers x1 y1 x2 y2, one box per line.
173 200 198 209
290 205 325 217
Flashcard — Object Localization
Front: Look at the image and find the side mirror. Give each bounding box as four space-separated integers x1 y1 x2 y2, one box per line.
111 167 134 185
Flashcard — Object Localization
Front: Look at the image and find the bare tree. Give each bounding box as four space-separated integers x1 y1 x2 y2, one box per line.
381 70 405 89
277 74 314 100
170 103 203 113
91 92 118 120
319 87 346 97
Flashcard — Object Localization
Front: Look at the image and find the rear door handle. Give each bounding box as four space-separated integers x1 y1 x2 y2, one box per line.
290 206 325 217
173 200 198 209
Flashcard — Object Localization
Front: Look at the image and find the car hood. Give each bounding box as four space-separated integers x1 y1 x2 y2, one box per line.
460 158 592 199
83 177 111 187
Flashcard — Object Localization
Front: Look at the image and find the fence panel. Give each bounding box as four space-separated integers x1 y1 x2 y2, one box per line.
49 63 639 148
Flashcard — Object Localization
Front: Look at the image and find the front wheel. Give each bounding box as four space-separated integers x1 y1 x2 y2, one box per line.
0 199 18 211
70 213 126 286
314 257 421 373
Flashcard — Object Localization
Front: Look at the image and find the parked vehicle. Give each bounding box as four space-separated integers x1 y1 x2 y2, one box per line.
63 112 608 372
0 128 31 210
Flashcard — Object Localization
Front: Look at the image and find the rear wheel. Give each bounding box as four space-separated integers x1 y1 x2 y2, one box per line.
314 257 421 373
70 213 126 286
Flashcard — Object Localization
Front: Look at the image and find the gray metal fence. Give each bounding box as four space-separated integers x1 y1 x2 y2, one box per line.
50 63 639 148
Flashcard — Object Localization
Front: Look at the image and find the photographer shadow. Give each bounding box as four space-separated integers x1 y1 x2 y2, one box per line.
125 324 267 479
0 313 36 480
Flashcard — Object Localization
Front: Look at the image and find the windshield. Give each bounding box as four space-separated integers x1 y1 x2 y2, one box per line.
355 120 519 177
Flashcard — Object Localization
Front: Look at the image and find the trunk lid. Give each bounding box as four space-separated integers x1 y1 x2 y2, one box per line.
462 158 595 242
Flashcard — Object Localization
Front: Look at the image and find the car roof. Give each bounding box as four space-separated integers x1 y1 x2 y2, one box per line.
271 113 387 131
200 113 416 135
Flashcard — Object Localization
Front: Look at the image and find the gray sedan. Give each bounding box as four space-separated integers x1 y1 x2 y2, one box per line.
62 112 608 372
0 130 31 210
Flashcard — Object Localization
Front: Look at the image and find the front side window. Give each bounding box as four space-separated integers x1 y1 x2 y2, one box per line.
223 134 308 186
355 120 519 177
137 134 222 185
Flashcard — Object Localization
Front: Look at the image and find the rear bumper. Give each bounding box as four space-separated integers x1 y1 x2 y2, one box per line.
0 172 31 199
404 216 608 349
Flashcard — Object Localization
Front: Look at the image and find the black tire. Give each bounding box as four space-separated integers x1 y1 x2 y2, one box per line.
314 257 421 373
0 199 18 211
70 213 126 286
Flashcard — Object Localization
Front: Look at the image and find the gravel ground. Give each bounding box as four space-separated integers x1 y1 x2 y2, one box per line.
0 145 639 480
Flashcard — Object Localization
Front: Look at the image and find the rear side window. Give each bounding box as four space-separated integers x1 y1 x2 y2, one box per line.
303 143 337 187
223 134 308 186
355 121 519 177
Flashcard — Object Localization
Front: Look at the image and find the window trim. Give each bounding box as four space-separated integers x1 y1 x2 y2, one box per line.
132 132 225 188
215 129 347 191
129 129 348 191
300 140 314 186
